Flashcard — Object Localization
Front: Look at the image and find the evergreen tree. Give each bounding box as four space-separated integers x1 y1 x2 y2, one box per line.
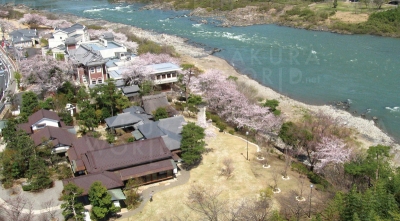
20 91 39 120
2 130 35 181
180 122 206 166
2 118 18 142
61 183 85 221
153 107 168 121
88 181 118 220
78 100 98 131
27 156 52 191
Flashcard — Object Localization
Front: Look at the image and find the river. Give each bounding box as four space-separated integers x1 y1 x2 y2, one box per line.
5 0 400 141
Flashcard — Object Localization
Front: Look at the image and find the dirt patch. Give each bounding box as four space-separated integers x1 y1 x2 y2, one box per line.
332 11 369 23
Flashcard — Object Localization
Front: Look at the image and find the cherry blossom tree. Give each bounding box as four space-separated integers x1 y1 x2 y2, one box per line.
18 13 46 27
0 18 15 33
0 10 9 18
314 136 352 173
122 53 180 86
190 70 281 133
19 13 72 29
20 55 74 93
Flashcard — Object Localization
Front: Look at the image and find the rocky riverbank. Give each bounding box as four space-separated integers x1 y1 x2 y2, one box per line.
9 5 400 164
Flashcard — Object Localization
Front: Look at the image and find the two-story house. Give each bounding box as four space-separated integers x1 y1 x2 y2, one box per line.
8 29 39 48
18 109 67 134
69 38 128 86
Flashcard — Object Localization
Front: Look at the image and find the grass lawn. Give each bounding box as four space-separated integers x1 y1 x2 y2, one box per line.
119 127 328 220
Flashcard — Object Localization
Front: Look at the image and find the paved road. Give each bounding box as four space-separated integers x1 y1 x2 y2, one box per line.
0 180 64 220
0 45 18 100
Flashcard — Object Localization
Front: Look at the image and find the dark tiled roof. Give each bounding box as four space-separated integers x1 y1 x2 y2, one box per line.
138 121 165 139
17 123 32 134
82 137 172 173
62 171 123 195
138 116 186 151
123 106 145 113
28 109 60 126
68 136 111 162
116 159 174 181
101 32 114 40
122 85 140 94
142 93 169 115
158 116 185 134
30 126 76 146
60 23 85 34
105 112 143 128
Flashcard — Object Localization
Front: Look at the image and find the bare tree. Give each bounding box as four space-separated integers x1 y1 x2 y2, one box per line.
221 157 234 179
186 184 226 221
283 147 292 179
186 184 272 221
296 176 305 201
272 171 279 192
231 197 271 221
40 200 58 221
0 196 35 221
277 191 307 221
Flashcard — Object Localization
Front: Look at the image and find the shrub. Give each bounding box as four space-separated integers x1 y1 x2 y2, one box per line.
273 109 281 116
307 173 330 189
228 129 235 135
291 162 309 175
210 114 221 123
86 24 103 30
216 121 227 132
106 132 115 144
127 137 135 143
22 184 32 191
56 164 73 180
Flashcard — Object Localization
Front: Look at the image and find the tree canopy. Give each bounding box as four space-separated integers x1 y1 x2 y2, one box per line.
153 107 168 121
88 181 118 220
180 122 206 166
61 183 85 221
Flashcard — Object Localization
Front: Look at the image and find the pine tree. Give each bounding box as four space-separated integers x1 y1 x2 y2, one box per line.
180 122 206 166
27 156 52 191
61 183 85 221
20 91 39 119
88 181 118 220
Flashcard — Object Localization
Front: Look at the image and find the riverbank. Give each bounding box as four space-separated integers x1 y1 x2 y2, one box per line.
9 6 400 163
133 1 400 37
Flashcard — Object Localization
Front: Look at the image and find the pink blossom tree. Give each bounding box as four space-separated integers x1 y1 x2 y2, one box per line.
20 55 74 93
18 13 46 27
19 13 72 29
0 19 15 33
314 136 352 173
0 10 9 18
190 70 281 133
121 53 180 85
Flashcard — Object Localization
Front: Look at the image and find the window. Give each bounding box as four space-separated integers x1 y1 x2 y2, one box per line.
98 78 102 84
162 75 166 79
157 75 161 80
36 123 46 129
89 67 95 74
96 66 102 72
60 37 62 39
172 73 177 77
92 80 96 85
